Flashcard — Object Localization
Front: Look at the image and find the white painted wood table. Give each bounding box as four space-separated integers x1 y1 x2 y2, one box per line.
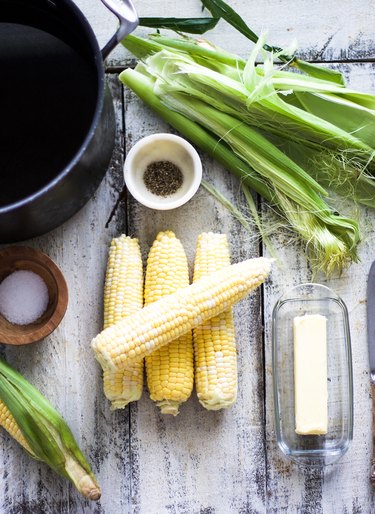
1 1 375 512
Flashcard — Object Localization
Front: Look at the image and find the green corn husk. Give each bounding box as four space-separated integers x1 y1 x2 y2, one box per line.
0 358 100 501
201 0 346 84
138 17 219 34
267 133 375 207
123 35 375 197
123 33 247 73
120 67 360 275
290 58 345 85
294 91 375 148
148 41 374 162
159 91 360 273
119 4 375 274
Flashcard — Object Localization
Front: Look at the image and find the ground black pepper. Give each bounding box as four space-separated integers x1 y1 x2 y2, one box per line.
143 161 183 197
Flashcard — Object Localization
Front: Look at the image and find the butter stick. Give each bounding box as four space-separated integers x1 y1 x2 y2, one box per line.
294 314 328 435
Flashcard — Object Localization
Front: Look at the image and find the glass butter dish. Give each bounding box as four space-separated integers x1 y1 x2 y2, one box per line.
272 283 353 466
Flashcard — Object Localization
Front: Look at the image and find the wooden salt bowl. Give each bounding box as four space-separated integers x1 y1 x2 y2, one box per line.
0 246 68 345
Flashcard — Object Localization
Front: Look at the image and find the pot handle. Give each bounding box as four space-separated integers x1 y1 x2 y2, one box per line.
100 0 139 60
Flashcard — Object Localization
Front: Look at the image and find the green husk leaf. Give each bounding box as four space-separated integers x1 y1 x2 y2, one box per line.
201 0 287 57
0 358 100 501
162 93 325 200
139 17 219 34
146 46 373 167
122 33 246 78
295 91 375 149
342 91 375 110
269 132 375 208
149 34 246 68
201 0 258 41
121 34 166 59
291 59 345 85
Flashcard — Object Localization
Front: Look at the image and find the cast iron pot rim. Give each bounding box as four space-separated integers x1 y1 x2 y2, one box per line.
0 0 105 216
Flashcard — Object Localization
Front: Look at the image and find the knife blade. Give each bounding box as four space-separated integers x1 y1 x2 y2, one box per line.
367 260 375 487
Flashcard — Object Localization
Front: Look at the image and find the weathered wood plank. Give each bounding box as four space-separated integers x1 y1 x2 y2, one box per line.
0 76 131 514
75 0 375 66
263 63 375 514
124 87 266 513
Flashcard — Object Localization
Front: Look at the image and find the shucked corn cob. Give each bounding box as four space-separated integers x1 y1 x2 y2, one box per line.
193 233 237 410
102 235 144 409
92 257 272 371
145 231 194 416
0 358 100 500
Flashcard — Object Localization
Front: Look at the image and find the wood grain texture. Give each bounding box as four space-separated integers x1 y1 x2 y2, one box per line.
74 0 375 66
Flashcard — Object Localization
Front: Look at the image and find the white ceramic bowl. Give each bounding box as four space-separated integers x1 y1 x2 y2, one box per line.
124 134 202 210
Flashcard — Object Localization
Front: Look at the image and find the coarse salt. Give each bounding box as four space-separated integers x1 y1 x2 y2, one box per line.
0 270 49 325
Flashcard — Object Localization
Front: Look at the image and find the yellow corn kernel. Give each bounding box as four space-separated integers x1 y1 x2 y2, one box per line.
103 235 143 329
0 399 34 454
92 257 272 371
193 233 237 410
145 231 193 416
102 235 144 409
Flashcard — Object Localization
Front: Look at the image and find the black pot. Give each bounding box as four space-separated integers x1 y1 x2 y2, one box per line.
0 0 138 243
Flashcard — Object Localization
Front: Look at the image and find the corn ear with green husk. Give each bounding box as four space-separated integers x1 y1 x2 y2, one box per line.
119 2 375 275
147 39 375 176
122 34 375 195
0 358 100 501
120 62 360 275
